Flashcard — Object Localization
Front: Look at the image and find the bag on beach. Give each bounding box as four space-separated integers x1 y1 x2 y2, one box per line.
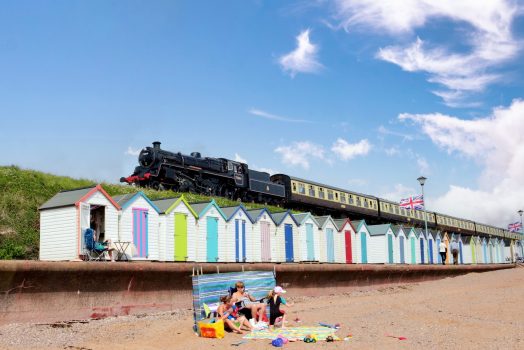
198 319 225 339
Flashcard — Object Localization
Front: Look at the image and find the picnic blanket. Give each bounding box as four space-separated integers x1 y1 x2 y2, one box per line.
243 326 340 341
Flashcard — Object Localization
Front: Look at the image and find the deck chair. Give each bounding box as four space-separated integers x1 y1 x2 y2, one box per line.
83 228 107 261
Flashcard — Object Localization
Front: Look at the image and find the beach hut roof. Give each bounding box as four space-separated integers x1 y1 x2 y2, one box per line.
271 211 299 226
113 192 161 213
246 208 275 224
333 218 356 232
352 220 370 233
152 195 198 217
219 205 254 223
368 223 392 236
313 215 337 229
292 212 320 227
39 184 120 211
189 199 227 220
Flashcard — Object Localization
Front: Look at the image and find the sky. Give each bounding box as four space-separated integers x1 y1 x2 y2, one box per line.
1 0 524 229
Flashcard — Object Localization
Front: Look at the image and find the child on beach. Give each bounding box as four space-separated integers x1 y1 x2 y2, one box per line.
267 286 291 330
216 295 253 334
231 281 266 323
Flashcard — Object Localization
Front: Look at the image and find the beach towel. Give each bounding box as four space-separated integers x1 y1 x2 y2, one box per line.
243 326 340 341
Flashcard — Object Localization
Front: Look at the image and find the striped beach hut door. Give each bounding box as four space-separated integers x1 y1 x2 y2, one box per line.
235 219 246 262
420 238 425 264
174 213 187 261
360 232 367 263
428 239 434 264
133 209 148 258
489 243 493 263
483 241 488 263
261 221 271 262
345 230 352 263
399 236 405 263
471 242 476 263
436 238 441 263
206 217 219 262
306 223 315 260
410 237 416 264
459 241 464 264
326 228 334 263
387 234 393 263
285 224 294 262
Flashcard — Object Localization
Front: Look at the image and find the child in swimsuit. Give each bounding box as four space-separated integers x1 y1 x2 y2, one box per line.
231 281 266 323
216 295 253 334
267 286 291 330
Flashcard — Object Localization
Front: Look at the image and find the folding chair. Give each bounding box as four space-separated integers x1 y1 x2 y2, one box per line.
83 228 107 261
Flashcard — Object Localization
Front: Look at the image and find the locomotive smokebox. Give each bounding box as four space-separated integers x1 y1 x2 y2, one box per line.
152 141 161 150
190 152 201 158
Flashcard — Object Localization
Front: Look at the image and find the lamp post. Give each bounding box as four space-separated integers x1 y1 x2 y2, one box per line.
519 209 523 233
417 176 429 243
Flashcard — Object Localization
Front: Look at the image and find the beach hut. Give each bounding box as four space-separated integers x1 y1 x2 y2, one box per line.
425 229 435 264
433 230 443 264
499 239 507 263
462 236 475 264
314 216 340 263
442 232 451 264
416 228 427 264
487 237 495 263
506 239 514 263
113 192 161 260
152 196 198 262
271 211 300 262
352 220 371 264
367 224 396 264
293 213 321 262
475 236 484 264
334 218 357 264
190 200 227 263
220 205 254 263
456 234 464 264
246 208 276 262
39 185 121 261
392 225 407 264
403 227 418 264
481 237 488 263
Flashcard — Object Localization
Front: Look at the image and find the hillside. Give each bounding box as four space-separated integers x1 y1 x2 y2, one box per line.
0 166 286 260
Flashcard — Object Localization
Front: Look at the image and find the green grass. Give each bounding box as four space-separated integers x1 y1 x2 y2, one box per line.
0 165 287 260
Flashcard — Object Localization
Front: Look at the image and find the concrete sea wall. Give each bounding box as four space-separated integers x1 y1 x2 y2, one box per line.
0 261 513 325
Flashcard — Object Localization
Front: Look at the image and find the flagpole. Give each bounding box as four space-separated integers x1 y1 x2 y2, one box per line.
417 177 429 259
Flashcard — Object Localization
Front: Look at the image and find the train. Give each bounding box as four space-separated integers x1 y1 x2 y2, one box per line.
121 142 517 240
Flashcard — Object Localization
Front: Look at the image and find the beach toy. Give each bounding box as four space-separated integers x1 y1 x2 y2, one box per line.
271 337 284 347
386 334 408 340
319 322 341 329
278 335 289 344
326 335 334 342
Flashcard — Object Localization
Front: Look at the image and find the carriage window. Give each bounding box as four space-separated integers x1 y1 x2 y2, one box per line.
356 197 361 206
363 199 368 208
400 208 405 215
349 195 354 204
309 185 315 196
298 183 305 194
340 194 346 203
327 190 334 200
292 182 297 192
335 192 339 200
318 188 325 199
393 206 398 214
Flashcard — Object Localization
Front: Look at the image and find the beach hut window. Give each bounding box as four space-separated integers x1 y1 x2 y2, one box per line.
298 183 305 194
327 190 334 200
309 185 315 196
318 188 325 199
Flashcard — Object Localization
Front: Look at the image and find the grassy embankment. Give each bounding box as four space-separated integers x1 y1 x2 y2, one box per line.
0 165 286 260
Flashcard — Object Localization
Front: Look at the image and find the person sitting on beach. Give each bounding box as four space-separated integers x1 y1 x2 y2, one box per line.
231 281 266 323
216 295 253 334
267 286 291 330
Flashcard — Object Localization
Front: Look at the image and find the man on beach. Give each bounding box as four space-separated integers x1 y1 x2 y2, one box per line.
439 241 447 265
450 240 460 265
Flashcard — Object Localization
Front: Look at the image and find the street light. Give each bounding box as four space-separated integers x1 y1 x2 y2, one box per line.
519 209 523 234
417 176 429 244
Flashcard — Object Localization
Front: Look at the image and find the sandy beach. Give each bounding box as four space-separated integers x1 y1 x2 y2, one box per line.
1 266 523 350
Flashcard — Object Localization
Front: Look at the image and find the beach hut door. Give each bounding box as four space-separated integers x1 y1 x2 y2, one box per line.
174 213 187 262
429 239 434 264
133 209 149 258
285 224 294 262
436 238 441 263
261 221 271 262
420 238 425 264
483 242 488 263
387 234 393 263
306 223 315 261
206 217 219 262
345 230 352 263
235 219 246 262
360 232 367 263
410 237 416 264
326 228 334 263
80 203 90 253
459 241 463 264
399 236 405 263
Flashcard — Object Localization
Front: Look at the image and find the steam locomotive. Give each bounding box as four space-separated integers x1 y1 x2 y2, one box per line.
120 142 285 204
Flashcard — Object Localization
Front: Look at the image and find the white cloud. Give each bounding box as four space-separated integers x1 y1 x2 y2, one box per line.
248 108 312 123
385 146 400 156
279 29 324 77
399 99 524 227
331 138 371 160
416 155 430 175
125 146 141 156
234 153 247 163
378 125 416 141
333 0 522 106
274 141 326 169
380 183 417 202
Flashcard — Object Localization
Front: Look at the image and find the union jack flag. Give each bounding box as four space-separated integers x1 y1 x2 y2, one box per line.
508 222 522 232
399 195 424 210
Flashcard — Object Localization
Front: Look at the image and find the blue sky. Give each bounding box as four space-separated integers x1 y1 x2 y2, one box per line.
1 0 524 229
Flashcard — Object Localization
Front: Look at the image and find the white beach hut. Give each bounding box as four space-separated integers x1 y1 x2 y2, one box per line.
314 216 340 263
391 225 407 264
219 205 254 263
403 227 418 264
113 192 161 260
271 211 300 262
367 224 396 264
190 200 227 263
334 218 357 264
39 185 121 261
351 220 371 264
293 213 321 262
246 208 277 262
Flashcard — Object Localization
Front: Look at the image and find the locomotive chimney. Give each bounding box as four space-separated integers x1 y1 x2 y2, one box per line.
190 152 201 158
152 141 161 151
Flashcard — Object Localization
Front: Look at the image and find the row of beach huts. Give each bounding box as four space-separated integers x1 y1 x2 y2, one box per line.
39 185 523 263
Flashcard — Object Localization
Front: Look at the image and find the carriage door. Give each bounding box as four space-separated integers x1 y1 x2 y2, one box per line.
206 217 219 262
306 223 315 261
261 221 271 262
387 234 393 263
345 230 352 263
410 237 416 264
399 236 405 263
420 238 425 264
429 239 434 264
360 232 367 263
80 203 90 254
285 224 294 262
326 228 334 263
133 209 149 258
235 219 246 262
174 213 187 261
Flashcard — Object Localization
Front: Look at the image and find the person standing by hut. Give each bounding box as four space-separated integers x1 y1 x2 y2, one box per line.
439 240 447 265
450 239 460 265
